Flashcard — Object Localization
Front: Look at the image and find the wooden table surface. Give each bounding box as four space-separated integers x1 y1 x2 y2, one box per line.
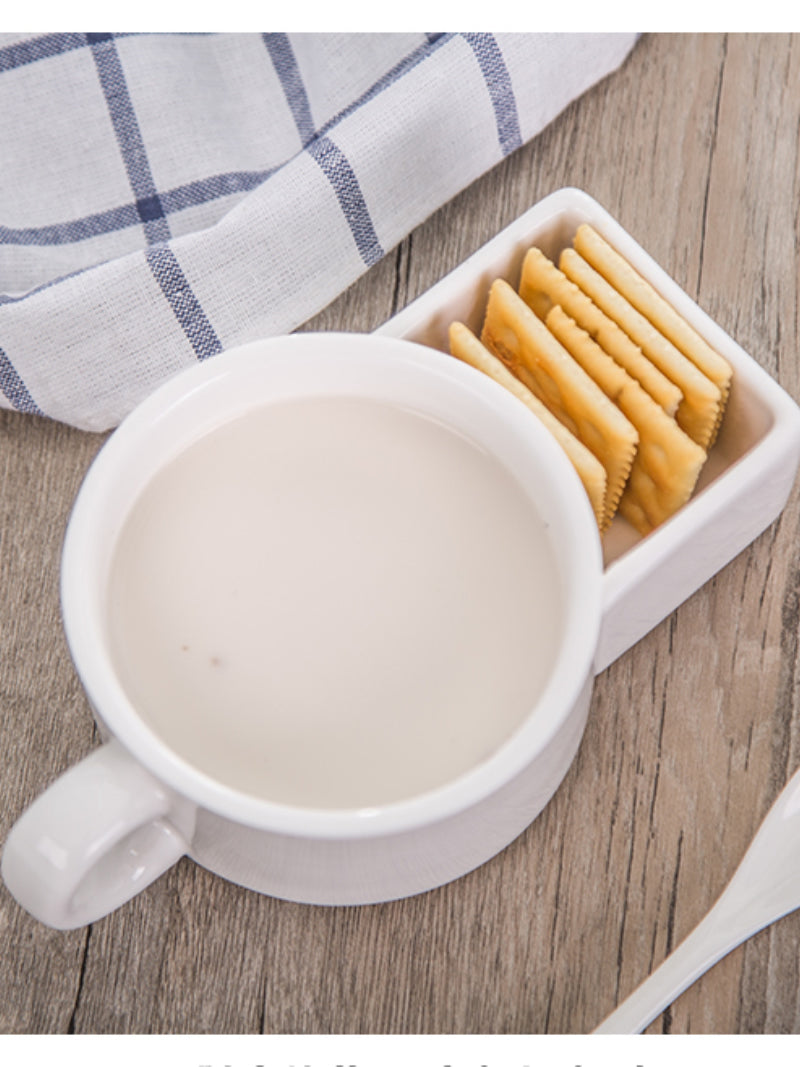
3 32 800 1037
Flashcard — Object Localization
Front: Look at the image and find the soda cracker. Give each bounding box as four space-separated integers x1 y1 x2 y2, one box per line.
545 305 707 534
480 280 638 530
573 224 732 444
560 248 721 450
519 248 683 417
448 322 608 528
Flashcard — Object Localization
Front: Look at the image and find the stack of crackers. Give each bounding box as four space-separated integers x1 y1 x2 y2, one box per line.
449 224 732 535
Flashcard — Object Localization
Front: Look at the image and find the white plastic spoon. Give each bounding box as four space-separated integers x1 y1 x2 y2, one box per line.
594 764 800 1033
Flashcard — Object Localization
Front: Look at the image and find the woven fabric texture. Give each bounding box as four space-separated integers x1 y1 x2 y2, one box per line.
0 32 637 430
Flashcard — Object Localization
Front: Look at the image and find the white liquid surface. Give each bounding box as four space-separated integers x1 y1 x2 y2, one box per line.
107 397 563 809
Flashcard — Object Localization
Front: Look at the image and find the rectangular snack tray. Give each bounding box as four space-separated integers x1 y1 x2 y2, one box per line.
375 187 800 673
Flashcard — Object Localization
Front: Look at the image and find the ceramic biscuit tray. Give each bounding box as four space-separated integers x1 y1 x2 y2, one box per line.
375 187 800 673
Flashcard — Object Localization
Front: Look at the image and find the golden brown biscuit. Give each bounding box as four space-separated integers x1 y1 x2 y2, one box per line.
545 305 707 534
519 247 683 418
448 321 608 528
480 280 638 530
573 223 731 444
560 248 721 450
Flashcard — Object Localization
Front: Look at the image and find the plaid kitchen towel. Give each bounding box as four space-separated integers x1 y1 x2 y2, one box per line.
0 32 637 431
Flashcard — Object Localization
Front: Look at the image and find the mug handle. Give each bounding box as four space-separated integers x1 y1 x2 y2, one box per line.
1 740 194 930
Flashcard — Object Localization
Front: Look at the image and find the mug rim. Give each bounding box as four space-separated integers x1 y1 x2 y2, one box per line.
61 332 603 839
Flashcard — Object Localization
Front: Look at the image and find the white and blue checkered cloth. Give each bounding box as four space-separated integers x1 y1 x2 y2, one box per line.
0 32 637 431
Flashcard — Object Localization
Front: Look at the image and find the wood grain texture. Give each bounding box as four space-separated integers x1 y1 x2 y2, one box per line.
2 32 800 1035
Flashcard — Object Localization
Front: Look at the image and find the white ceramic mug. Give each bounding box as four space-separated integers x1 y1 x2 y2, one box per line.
1 332 604 929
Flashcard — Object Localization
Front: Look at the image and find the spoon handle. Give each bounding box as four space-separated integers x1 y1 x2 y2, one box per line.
593 766 800 1033
592 889 759 1033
